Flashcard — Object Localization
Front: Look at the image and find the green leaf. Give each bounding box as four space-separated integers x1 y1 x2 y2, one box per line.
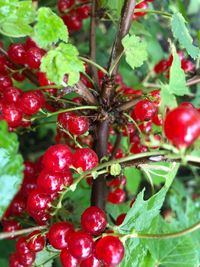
33 7 68 49
122 34 148 70
171 12 200 59
169 44 190 96
110 163 121 176
41 43 84 86
0 121 23 219
34 247 58 267
100 0 124 18
119 163 179 234
160 84 177 112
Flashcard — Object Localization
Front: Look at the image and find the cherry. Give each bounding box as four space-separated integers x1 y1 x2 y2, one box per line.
43 144 73 172
3 87 23 104
115 213 126 226
16 237 29 254
0 75 13 90
67 113 89 136
164 105 200 148
37 169 64 193
20 91 44 115
81 206 107 235
27 189 51 213
68 231 94 260
58 0 75 13
154 59 169 74
26 47 46 69
133 99 157 121
18 251 36 267
80 255 101 267
2 104 23 127
8 43 27 65
48 221 74 249
96 236 124 266
108 188 126 204
73 148 98 171
27 230 46 252
60 249 80 267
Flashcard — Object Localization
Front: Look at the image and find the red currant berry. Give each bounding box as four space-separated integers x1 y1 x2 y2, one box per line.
164 105 200 148
9 253 24 267
18 251 36 267
80 255 101 267
181 59 195 73
68 231 94 260
67 113 89 136
25 37 38 50
27 189 51 213
0 75 13 90
24 161 36 178
63 169 73 186
58 0 75 13
115 213 126 226
134 1 148 17
10 194 26 216
16 237 29 254
43 144 73 172
108 188 126 204
77 5 91 19
62 14 83 32
73 148 98 171
20 91 44 115
96 236 124 266
0 54 8 75
8 43 27 65
81 206 107 235
2 220 21 238
130 143 148 154
37 169 64 193
31 210 50 226
27 230 46 252
48 221 74 250
2 104 23 127
154 59 169 74
58 112 72 128
12 72 26 82
26 47 46 69
133 99 157 121
3 87 23 104
60 249 80 267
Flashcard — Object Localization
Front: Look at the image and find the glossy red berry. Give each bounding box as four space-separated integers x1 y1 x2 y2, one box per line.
81 206 107 235
3 87 23 104
73 148 98 171
164 105 200 148
27 189 51 213
68 231 94 260
63 169 73 186
58 112 72 128
134 1 148 17
48 221 74 249
27 230 46 252
0 75 13 90
130 143 148 154
2 104 23 127
181 59 195 73
77 5 91 19
60 249 79 267
108 188 126 204
8 43 27 65
154 59 169 74
18 251 36 267
37 169 64 193
115 213 126 226
133 99 157 121
96 236 124 266
62 14 83 32
9 253 24 267
10 195 26 216
58 0 75 13
16 237 29 254
43 144 73 172
67 113 89 136
26 47 45 69
2 220 21 236
12 72 26 82
20 91 44 115
80 255 101 267
25 37 38 50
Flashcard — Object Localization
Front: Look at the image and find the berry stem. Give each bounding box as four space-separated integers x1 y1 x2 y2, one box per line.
80 56 108 75
134 8 172 18
0 226 46 240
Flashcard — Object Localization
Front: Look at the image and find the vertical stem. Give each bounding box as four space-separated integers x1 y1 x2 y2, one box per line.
89 0 99 85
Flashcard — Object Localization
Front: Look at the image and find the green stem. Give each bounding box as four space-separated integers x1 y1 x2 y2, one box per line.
134 9 172 18
80 56 108 75
108 51 125 75
123 113 142 135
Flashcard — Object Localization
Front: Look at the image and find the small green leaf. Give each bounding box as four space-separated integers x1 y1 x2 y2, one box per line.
169 44 190 96
0 121 24 219
160 84 177 112
34 247 58 267
122 34 148 70
110 163 121 176
171 12 200 59
41 43 84 86
33 7 68 49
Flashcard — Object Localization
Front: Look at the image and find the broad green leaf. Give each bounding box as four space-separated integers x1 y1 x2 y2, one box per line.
35 247 58 267
33 7 68 49
119 163 179 234
160 84 177 112
0 0 18 22
0 121 23 219
171 12 200 59
122 34 148 70
41 43 84 86
0 20 33 37
169 45 190 96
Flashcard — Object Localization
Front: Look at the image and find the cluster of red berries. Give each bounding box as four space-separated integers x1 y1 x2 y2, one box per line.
58 0 91 32
133 0 155 20
154 50 194 75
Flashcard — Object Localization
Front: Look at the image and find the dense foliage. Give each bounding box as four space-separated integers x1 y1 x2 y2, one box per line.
0 0 200 266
